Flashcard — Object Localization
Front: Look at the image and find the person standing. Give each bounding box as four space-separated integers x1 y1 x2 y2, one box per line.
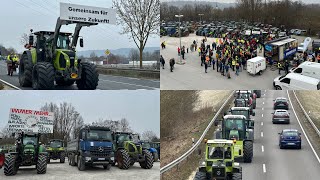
198 47 201 56
232 58 236 71
204 58 208 73
235 62 240 76
181 48 185 60
225 63 230 79
178 47 181 56
212 58 215 70
277 61 282 75
170 58 175 72
285 60 289 74
160 55 165 69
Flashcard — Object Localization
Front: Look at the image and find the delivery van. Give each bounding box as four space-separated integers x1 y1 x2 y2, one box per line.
247 56 266 75
289 61 320 80
273 73 320 90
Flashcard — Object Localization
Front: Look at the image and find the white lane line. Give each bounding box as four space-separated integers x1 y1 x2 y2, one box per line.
261 145 264 152
262 107 264 110
263 164 267 173
263 102 265 105
261 132 264 137
265 90 267 92
287 90 320 164
261 122 264 126
99 79 158 89
264 93 266 96
262 114 264 118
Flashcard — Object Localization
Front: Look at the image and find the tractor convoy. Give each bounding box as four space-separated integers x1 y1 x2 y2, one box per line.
194 90 260 180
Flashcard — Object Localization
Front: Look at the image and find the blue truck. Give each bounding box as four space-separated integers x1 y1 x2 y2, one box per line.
67 126 114 171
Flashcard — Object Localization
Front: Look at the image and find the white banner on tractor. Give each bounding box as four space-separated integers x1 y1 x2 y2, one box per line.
60 3 116 25
8 108 54 133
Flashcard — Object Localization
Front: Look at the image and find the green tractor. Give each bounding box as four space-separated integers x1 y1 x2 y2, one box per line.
113 132 153 170
19 18 99 90
46 139 65 163
3 132 47 176
214 115 253 163
194 139 242 180
226 107 255 141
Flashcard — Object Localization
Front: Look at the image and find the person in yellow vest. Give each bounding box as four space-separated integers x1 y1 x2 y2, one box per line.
198 47 201 56
232 58 236 71
277 61 282 75
7 53 19 76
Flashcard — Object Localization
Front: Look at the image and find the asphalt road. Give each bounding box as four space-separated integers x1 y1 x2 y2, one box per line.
0 61 159 90
0 160 160 180
160 34 315 90
241 90 320 180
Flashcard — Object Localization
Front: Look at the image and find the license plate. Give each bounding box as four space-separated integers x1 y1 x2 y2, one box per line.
287 143 295 145
98 158 105 160
278 119 284 121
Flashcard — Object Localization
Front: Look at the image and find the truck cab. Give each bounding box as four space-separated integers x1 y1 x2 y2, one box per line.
67 126 114 171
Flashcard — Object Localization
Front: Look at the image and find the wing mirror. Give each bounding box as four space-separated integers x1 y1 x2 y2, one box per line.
29 35 34 46
80 38 84 47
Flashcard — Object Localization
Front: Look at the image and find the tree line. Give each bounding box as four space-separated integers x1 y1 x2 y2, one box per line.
161 0 320 35
0 102 159 146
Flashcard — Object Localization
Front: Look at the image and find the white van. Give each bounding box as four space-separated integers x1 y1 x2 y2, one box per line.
289 61 320 80
247 56 266 75
273 73 320 90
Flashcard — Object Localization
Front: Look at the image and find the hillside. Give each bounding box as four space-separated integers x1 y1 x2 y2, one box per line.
161 0 236 9
77 47 159 58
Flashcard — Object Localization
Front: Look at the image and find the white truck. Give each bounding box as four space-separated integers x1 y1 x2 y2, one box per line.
289 61 320 80
247 56 266 75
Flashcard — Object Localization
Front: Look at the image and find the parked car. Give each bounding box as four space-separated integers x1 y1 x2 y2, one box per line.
278 129 301 149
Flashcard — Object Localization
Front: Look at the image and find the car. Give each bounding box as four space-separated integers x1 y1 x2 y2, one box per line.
272 109 290 124
278 129 301 149
273 97 289 110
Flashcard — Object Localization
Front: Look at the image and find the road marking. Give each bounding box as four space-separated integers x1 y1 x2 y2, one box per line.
262 107 264 110
99 79 158 89
264 90 267 92
261 145 264 152
263 164 266 173
264 93 266 96
0 79 21 90
263 102 265 105
287 90 320 164
262 114 264 117
261 132 264 137
261 122 263 126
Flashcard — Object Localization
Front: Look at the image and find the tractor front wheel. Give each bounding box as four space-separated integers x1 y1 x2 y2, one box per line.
194 171 206 180
60 152 65 163
243 141 253 163
36 154 47 174
76 63 99 90
116 149 130 170
232 173 242 180
139 150 153 169
77 156 85 171
19 54 33 87
4 155 17 176
32 62 55 90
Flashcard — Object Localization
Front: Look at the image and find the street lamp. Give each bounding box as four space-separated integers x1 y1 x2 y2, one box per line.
175 14 184 65
198 14 204 24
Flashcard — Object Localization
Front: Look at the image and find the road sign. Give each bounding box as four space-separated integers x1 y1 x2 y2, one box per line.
8 108 54 133
60 3 116 25
105 49 110 55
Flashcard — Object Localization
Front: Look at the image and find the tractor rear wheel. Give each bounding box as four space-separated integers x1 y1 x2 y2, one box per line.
77 156 85 171
76 63 99 90
60 152 65 163
194 171 206 180
243 141 253 163
19 54 33 87
153 152 159 162
36 154 47 174
4 155 17 176
139 150 153 169
232 173 242 180
32 62 55 90
116 149 130 170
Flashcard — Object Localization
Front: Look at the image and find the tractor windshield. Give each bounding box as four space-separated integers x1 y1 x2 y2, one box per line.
117 134 131 143
232 110 249 119
56 35 70 49
207 146 232 159
235 99 246 107
142 142 151 149
87 130 112 142
50 141 63 148
23 136 37 146
225 119 245 140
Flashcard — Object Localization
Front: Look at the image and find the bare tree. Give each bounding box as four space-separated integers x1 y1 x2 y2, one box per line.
142 130 159 141
113 0 160 69
20 33 29 46
129 49 139 67
119 118 132 132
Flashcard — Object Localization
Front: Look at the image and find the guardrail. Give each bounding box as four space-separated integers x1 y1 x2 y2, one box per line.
160 91 234 175
96 66 160 79
292 90 320 137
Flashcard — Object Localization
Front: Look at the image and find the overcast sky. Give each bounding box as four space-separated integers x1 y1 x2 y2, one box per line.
0 90 160 136
0 0 159 53
161 0 320 4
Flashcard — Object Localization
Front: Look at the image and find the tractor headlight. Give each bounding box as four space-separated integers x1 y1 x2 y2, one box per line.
110 157 114 161
85 157 91 161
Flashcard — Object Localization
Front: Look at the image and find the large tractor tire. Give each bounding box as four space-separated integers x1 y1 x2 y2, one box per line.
32 62 55 90
153 152 159 162
232 173 242 180
4 155 17 176
77 156 86 171
139 150 153 169
243 141 253 163
70 154 76 166
194 171 206 180
116 149 130 170
76 63 99 90
36 154 47 174
60 152 65 163
19 54 33 87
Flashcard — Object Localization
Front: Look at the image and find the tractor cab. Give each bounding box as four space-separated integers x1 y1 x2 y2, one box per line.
33 31 73 50
229 107 255 129
195 139 242 180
